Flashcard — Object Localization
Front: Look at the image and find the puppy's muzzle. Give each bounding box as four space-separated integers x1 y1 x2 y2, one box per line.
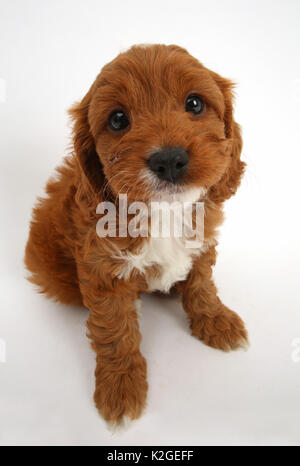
148 147 189 183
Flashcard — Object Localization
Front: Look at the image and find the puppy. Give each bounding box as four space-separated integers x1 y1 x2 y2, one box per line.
25 44 248 424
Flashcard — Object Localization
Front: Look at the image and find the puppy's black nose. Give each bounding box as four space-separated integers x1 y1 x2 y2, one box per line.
148 147 189 183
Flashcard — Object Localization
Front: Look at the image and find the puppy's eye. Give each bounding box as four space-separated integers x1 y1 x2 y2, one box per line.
108 110 130 131
185 95 204 115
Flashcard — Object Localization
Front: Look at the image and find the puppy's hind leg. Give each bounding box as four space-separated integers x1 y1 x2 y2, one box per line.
25 219 83 306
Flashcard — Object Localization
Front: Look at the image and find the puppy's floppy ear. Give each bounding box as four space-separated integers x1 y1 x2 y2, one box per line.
69 85 105 196
208 71 245 203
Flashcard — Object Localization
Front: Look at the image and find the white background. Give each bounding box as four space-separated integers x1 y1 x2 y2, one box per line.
1 0 300 446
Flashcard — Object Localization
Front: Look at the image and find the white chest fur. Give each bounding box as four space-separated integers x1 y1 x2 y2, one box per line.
139 236 201 292
114 188 208 293
115 235 203 293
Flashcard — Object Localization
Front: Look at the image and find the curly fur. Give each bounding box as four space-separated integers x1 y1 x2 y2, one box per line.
25 44 247 424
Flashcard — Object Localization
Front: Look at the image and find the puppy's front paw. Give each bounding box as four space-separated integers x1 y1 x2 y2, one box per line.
191 306 248 352
94 362 148 425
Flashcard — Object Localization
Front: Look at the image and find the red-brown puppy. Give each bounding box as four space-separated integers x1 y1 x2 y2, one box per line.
25 44 247 424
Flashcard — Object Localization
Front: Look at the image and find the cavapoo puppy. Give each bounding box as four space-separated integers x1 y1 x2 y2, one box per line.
25 44 248 424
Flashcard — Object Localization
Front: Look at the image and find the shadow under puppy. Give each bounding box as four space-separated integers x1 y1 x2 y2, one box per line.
25 44 248 424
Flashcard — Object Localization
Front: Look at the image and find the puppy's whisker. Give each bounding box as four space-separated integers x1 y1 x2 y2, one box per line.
102 172 125 197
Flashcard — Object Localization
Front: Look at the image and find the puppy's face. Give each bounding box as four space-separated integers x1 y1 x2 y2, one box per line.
72 45 244 203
